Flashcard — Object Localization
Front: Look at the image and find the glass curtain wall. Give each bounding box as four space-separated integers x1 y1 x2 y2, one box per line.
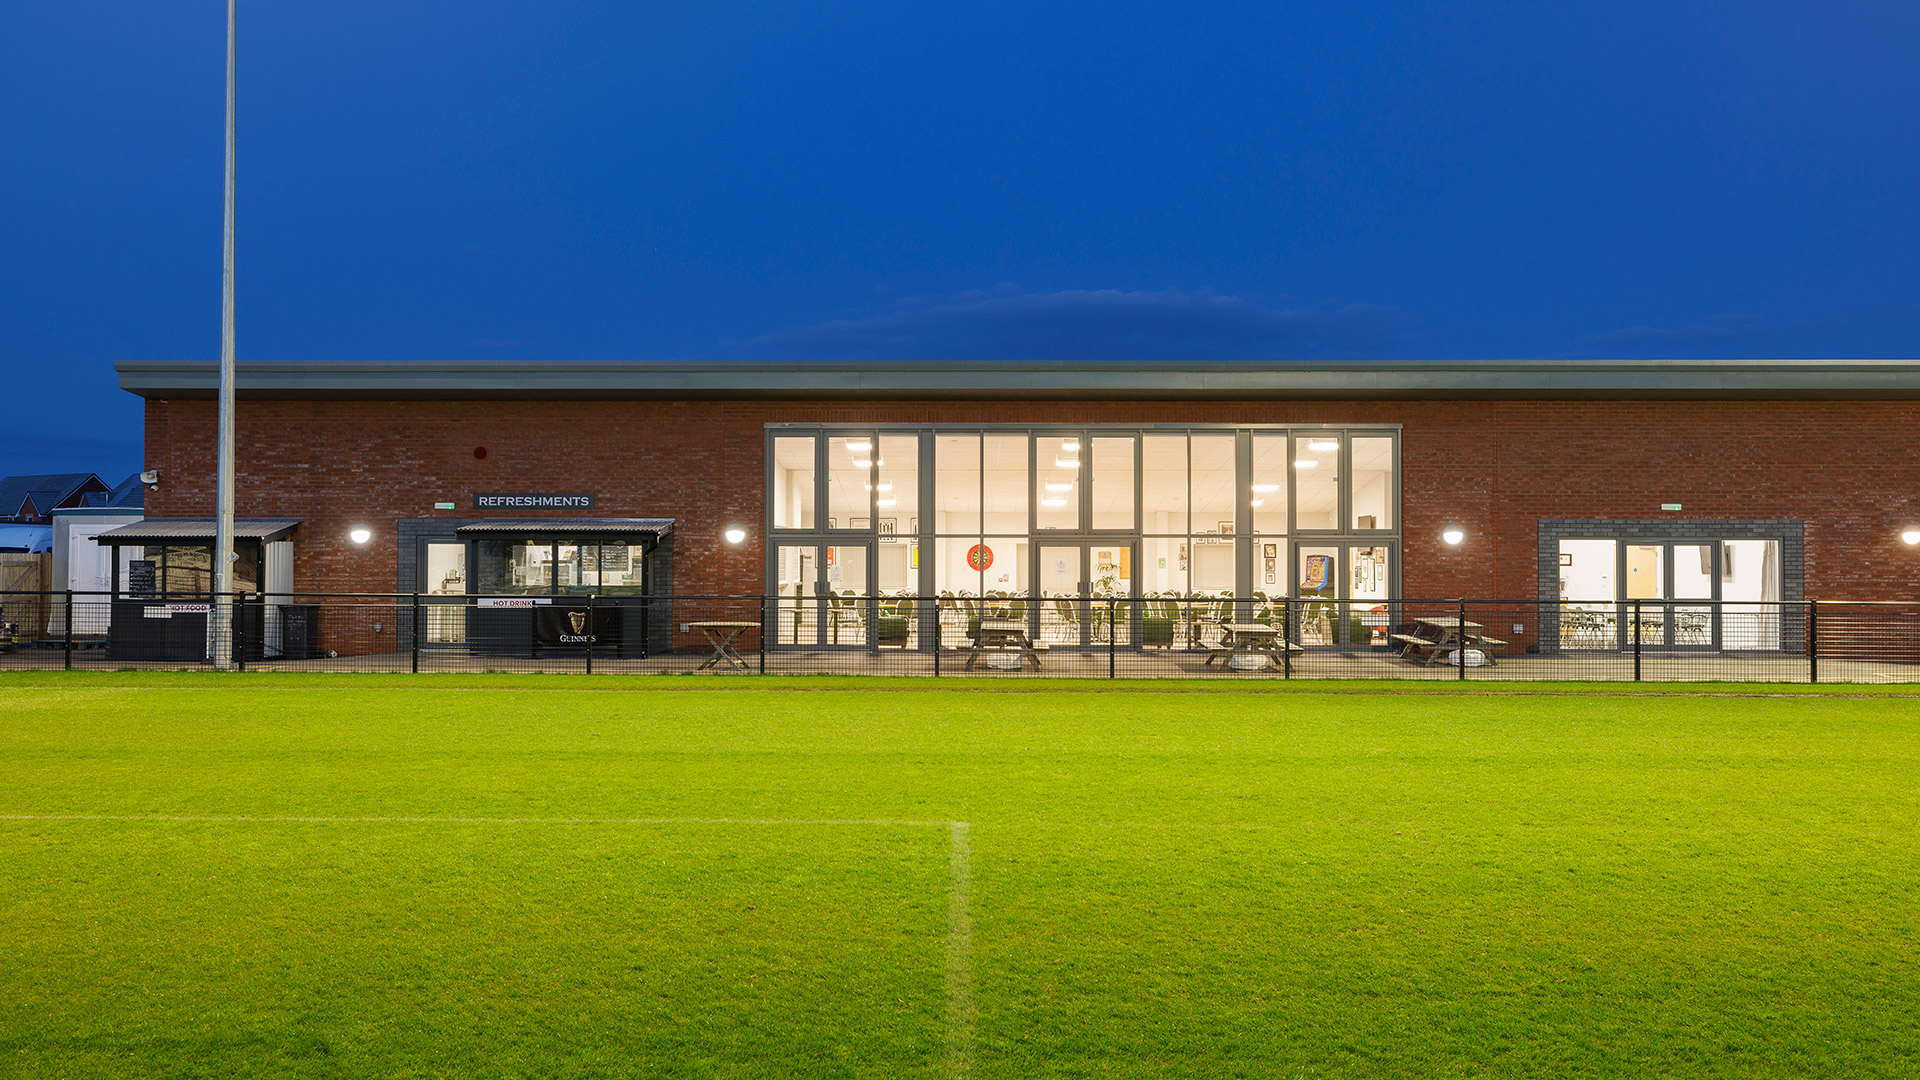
770 426 1400 648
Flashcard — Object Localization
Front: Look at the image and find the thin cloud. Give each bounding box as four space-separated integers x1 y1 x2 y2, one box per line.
723 288 1414 361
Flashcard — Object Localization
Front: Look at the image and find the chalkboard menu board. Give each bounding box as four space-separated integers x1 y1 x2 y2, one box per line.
127 560 157 598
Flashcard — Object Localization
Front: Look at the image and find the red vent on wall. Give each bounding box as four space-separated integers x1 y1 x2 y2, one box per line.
473 446 488 460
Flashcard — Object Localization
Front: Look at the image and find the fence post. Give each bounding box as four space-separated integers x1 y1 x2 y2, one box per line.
411 592 421 674
584 592 595 675
234 594 246 672
63 590 74 671
1109 598 1117 679
1808 599 1818 684
1282 596 1292 679
1457 598 1467 681
1632 599 1642 682
759 595 768 675
931 595 940 677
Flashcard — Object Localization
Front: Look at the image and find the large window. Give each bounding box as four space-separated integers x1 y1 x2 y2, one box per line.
1555 536 1785 650
474 538 653 595
769 426 1400 604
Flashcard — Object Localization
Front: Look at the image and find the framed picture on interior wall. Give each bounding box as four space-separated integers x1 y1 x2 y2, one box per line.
908 517 918 534
851 517 870 530
826 518 837 529
1263 544 1277 559
878 518 896 536
1560 553 1573 566
1178 544 1188 570
1218 521 1233 536
1264 557 1276 575
1265 570 1276 585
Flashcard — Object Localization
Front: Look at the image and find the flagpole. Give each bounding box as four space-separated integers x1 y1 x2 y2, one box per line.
213 0 237 669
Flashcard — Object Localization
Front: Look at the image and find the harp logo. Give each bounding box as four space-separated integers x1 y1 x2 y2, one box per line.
560 610 596 644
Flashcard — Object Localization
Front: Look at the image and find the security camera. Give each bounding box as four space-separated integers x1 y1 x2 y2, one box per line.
139 469 160 485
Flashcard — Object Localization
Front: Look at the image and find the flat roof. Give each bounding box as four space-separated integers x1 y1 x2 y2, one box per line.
95 519 302 544
115 358 1920 401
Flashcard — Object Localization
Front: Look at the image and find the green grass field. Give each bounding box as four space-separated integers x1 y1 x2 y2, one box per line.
2 673 1916 1078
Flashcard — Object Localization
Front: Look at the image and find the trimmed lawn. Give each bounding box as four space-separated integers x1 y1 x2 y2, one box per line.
1 673 1916 1077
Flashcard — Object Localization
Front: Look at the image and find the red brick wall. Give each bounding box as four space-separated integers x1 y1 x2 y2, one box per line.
142 397 1920 600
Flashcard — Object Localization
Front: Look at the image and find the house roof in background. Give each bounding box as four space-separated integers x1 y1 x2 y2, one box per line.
78 473 147 510
115 358 1920 402
0 474 106 519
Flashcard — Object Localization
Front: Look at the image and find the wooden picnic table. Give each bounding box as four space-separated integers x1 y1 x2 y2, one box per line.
1390 616 1507 666
1205 622 1302 671
688 621 758 671
960 618 1048 670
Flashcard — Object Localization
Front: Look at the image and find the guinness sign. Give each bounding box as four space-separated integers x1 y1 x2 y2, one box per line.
560 610 594 644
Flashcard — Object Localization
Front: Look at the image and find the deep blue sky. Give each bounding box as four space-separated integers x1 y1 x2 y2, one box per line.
4 1 1918 480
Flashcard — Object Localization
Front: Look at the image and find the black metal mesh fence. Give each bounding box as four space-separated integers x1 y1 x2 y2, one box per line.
5 591 1919 682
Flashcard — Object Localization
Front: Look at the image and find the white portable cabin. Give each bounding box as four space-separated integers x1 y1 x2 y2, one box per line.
48 507 144 635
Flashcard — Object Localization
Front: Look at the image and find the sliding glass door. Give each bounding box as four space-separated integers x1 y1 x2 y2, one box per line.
1560 538 1783 650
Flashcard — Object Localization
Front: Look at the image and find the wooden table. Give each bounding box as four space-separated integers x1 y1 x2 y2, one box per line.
1205 622 1301 671
689 621 758 671
962 618 1048 670
1392 617 1506 666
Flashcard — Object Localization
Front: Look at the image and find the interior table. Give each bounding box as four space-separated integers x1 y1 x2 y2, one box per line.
688 621 758 671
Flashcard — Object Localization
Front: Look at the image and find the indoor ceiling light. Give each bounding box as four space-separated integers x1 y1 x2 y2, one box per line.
1041 496 1068 507
851 459 872 469
863 482 893 492
1308 440 1339 451
1055 457 1079 469
1044 480 1074 492
1250 499 1264 507
1251 483 1279 493
1294 459 1318 468
844 440 872 452
878 497 897 508
1061 439 1080 451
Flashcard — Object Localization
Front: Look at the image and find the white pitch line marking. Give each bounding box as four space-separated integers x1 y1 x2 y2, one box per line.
0 814 948 826
2 811 982 1077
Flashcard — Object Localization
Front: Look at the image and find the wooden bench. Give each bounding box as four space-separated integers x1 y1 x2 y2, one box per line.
1389 632 1441 659
954 639 1049 670
1392 632 1508 665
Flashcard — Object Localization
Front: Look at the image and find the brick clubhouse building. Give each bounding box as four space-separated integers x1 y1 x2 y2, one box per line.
111 358 1920 656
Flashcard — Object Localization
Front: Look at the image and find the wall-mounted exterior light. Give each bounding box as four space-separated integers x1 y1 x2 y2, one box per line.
723 526 747 545
348 526 372 545
1902 528 1920 547
1441 527 1465 546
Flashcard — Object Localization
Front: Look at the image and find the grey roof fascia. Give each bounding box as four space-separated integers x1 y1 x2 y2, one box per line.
454 518 675 536
115 358 1920 401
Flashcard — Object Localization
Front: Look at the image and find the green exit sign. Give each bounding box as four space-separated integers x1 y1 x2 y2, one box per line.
434 501 456 510
1660 503 1683 511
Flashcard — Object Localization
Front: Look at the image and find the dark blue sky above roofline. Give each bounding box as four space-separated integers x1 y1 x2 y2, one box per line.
3 1 1918 480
